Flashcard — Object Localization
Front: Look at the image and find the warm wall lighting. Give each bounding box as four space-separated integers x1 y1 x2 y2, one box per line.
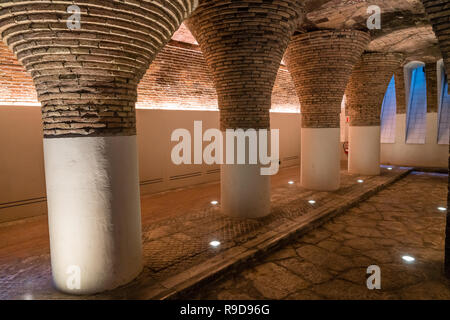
209 240 221 247
288 181 294 185
308 200 316 204
438 207 447 211
211 200 218 205
357 179 364 183
387 167 393 170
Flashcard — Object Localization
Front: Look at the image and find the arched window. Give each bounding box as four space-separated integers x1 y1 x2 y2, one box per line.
438 60 449 144
380 75 396 143
405 62 427 144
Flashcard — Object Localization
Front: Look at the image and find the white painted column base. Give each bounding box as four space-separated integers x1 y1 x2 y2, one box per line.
301 128 340 191
221 164 271 218
348 126 381 175
43 135 142 294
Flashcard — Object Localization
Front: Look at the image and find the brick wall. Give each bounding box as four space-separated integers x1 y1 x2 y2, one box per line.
186 0 304 130
0 40 299 113
346 52 404 126
0 43 36 104
394 67 407 114
425 62 438 113
272 66 300 113
284 30 370 128
137 41 218 110
0 0 197 137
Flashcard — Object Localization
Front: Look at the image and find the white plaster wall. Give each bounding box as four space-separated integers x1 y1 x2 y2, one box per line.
381 113 448 168
0 107 301 222
0 106 47 222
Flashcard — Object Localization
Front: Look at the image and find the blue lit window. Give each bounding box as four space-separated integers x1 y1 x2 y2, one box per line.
380 75 396 143
406 66 427 144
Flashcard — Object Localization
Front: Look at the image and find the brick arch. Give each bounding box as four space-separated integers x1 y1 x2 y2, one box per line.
0 41 37 104
0 0 199 137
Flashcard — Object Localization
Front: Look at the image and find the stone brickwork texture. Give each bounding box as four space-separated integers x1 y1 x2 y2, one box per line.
394 67 407 114
425 62 438 113
0 42 36 104
186 0 304 130
0 0 198 137
138 41 218 110
284 30 370 128
346 52 404 127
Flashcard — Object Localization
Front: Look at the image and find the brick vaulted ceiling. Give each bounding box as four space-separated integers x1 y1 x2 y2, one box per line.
172 0 442 64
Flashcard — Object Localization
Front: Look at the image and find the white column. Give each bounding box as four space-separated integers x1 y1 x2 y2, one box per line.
348 126 381 175
220 129 273 218
301 128 340 191
43 135 142 294
221 164 271 218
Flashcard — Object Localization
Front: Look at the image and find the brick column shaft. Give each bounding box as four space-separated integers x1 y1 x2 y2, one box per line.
186 0 303 218
0 0 198 294
425 62 438 113
346 52 404 175
284 30 370 191
285 30 370 128
395 67 407 114
421 0 450 72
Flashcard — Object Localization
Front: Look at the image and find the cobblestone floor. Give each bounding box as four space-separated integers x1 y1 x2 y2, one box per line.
189 172 450 300
0 165 415 299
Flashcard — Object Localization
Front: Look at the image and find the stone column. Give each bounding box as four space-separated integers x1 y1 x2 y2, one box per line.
186 0 304 218
0 0 198 294
346 52 404 175
285 30 370 191
421 0 450 278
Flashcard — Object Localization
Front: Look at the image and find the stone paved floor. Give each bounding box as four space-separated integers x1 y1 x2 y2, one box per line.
188 172 450 300
0 165 415 299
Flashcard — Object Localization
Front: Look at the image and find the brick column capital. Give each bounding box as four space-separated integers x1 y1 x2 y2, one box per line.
284 29 370 128
186 0 304 130
346 52 404 126
0 0 197 137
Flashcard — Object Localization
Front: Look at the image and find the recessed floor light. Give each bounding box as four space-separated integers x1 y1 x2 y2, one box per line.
438 207 447 211
357 179 364 183
209 240 221 247
308 200 316 204
211 200 218 205
402 255 415 262
288 181 294 185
